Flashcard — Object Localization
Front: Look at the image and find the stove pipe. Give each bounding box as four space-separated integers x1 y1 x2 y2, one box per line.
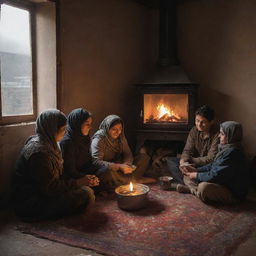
158 0 179 67
139 0 193 84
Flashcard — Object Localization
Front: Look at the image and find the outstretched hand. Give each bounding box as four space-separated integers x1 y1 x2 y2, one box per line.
119 164 135 174
111 163 136 174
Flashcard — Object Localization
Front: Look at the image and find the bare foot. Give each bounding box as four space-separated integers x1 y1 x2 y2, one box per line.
136 177 157 184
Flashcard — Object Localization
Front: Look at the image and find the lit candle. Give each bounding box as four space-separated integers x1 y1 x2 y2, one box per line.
129 181 133 192
118 182 142 196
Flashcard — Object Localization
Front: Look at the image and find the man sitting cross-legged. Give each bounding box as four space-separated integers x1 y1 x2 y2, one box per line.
164 105 219 185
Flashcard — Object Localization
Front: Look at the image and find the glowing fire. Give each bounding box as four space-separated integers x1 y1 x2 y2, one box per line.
156 104 181 121
129 182 133 192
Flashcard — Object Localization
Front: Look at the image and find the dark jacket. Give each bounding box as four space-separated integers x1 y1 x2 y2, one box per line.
60 135 96 178
197 147 249 200
14 149 77 199
12 110 90 222
13 138 90 222
60 108 96 179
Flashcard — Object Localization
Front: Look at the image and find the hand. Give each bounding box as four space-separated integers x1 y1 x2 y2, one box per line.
179 165 188 175
180 165 197 175
86 175 100 187
119 164 134 174
185 172 197 180
180 161 193 167
179 159 189 166
185 165 197 172
77 175 99 187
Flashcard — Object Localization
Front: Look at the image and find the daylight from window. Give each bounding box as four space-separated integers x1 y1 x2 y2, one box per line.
0 4 33 116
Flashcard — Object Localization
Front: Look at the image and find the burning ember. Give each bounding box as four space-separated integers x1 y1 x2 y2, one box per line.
146 103 184 123
143 93 188 124
157 104 181 121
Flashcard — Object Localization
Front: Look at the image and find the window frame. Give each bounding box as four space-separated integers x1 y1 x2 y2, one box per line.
0 0 37 125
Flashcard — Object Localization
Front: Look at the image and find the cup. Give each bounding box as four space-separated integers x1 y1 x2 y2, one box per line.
159 176 174 190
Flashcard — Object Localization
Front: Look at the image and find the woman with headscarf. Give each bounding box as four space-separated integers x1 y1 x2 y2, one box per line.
176 121 249 203
91 115 155 191
60 108 99 188
12 109 95 222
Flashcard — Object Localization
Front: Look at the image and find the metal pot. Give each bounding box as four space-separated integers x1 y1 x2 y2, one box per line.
115 184 150 211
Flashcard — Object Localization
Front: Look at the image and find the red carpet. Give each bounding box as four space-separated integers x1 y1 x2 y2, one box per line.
18 185 256 256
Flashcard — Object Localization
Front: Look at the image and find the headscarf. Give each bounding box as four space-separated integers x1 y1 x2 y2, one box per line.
23 109 67 175
92 115 125 153
35 109 67 150
220 121 243 144
64 108 92 147
215 121 243 160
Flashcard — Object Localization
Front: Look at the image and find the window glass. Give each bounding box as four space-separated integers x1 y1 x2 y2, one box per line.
0 4 33 116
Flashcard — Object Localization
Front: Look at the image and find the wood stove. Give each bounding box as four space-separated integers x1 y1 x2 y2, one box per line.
135 81 199 151
133 0 199 151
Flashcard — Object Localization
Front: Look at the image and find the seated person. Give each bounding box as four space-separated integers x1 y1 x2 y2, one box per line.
91 115 155 191
178 121 249 204
12 109 95 222
165 105 219 184
60 108 99 188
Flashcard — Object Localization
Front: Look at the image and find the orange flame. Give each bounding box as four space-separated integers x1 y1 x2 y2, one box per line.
157 104 181 120
129 182 133 192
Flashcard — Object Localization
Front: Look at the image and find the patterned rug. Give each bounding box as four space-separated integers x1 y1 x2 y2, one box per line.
18 185 256 256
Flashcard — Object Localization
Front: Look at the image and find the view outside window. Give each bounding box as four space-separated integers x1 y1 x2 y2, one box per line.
0 4 33 116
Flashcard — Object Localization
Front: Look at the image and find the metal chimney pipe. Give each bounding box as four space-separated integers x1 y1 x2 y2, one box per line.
158 0 179 66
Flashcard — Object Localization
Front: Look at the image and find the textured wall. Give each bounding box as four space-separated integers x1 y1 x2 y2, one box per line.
58 0 158 145
36 3 57 113
177 0 256 157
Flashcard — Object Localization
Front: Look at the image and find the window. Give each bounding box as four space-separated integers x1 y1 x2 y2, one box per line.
0 1 36 124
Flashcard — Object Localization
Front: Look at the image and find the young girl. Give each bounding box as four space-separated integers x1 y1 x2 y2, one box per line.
91 114 155 191
13 109 95 222
60 108 99 188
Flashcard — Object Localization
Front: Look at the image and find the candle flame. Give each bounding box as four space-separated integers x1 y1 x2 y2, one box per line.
129 182 133 191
